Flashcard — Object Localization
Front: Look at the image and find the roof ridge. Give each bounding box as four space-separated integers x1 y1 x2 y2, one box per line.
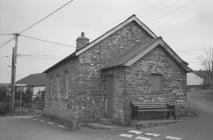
45 14 158 73
76 14 157 55
75 15 138 53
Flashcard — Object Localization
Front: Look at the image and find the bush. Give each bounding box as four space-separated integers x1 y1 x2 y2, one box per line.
31 90 45 111
0 85 9 115
0 102 9 116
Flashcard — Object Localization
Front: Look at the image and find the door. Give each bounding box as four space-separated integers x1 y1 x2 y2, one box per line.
105 75 114 118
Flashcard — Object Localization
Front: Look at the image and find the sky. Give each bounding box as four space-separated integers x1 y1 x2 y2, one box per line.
0 0 213 83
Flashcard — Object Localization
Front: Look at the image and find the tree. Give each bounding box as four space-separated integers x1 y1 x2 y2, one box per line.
0 86 9 101
22 87 33 108
31 90 45 111
0 85 9 115
199 47 213 88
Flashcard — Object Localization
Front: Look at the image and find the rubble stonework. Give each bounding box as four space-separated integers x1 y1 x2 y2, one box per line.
124 47 187 123
44 16 189 127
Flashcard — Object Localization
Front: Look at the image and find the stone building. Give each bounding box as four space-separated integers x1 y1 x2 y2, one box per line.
44 15 191 126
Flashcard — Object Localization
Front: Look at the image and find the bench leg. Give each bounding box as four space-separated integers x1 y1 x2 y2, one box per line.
173 111 176 120
167 111 170 119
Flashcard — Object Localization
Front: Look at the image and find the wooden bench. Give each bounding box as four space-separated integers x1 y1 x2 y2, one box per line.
131 101 176 120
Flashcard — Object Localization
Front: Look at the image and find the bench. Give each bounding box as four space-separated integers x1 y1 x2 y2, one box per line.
131 101 176 120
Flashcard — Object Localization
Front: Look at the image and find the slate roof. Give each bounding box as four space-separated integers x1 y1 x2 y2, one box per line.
101 37 192 72
43 52 77 73
16 73 46 86
44 15 157 73
76 14 157 55
102 39 157 69
43 14 191 73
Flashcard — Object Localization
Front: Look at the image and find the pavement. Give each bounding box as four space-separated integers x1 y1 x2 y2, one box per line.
0 89 213 140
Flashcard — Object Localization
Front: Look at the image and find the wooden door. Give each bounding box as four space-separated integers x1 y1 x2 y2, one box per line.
105 75 114 118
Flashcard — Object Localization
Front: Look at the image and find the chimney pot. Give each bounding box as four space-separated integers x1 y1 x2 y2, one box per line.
81 32 84 37
76 32 89 51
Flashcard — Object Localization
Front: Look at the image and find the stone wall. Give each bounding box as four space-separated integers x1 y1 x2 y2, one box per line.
124 46 187 122
44 21 153 125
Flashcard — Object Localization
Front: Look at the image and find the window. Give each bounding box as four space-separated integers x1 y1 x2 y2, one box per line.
64 72 69 99
50 78 53 98
151 74 162 93
56 75 60 98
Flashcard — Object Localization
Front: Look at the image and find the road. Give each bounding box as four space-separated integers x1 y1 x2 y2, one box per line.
0 90 213 140
142 90 213 140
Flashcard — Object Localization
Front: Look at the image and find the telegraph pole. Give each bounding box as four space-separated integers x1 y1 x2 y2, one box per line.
9 33 19 113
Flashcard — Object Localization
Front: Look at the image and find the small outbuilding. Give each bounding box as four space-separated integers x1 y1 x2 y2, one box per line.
44 15 191 125
16 73 46 97
187 72 204 91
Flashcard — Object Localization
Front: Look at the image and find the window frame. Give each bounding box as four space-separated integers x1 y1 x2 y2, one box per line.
151 73 163 94
49 78 53 99
56 75 60 98
64 71 69 99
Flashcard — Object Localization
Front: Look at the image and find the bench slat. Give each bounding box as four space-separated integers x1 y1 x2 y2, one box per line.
138 109 168 112
131 100 176 120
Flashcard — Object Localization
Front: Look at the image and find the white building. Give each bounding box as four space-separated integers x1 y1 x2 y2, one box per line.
187 72 204 90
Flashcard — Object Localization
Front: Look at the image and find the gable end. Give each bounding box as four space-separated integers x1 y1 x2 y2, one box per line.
125 38 192 72
76 15 158 56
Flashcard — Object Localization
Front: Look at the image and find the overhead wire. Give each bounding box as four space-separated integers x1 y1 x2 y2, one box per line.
0 34 13 36
88 0 193 39
0 37 15 49
147 0 196 23
88 0 171 38
18 54 59 60
137 0 181 18
0 55 11 59
19 0 74 34
0 0 194 50
0 0 75 49
19 35 74 48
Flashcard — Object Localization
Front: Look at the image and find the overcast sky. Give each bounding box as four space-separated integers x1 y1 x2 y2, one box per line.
0 0 213 83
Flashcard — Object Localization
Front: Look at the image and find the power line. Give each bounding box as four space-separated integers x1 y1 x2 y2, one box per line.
0 34 13 36
19 56 58 61
0 0 74 49
19 0 74 34
0 55 10 59
148 0 196 23
0 54 59 59
88 0 190 39
19 35 74 48
0 37 14 49
18 54 58 57
18 54 59 60
137 0 181 18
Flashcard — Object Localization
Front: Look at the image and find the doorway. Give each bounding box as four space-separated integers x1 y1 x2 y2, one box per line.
105 74 114 118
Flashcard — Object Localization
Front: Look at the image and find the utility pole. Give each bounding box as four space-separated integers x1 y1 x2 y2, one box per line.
9 33 19 113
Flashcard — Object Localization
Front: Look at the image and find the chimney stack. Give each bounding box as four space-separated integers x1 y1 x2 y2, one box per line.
76 32 89 51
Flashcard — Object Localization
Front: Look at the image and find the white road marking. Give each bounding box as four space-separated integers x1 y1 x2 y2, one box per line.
58 125 65 128
145 133 160 137
48 122 54 125
166 136 182 140
119 134 133 138
128 130 142 134
39 120 45 123
135 136 151 140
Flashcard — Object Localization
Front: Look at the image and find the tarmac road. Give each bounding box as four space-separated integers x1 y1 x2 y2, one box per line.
141 90 213 140
0 90 213 140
